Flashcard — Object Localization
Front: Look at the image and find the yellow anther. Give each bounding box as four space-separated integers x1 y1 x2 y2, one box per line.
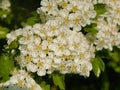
17 80 25 87
61 2 67 8
64 18 69 24
59 45 65 51
37 61 43 67
74 18 80 25
26 56 32 62
71 6 78 12
35 45 41 51
47 4 52 10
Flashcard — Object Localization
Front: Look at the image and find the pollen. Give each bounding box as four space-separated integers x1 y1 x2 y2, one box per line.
79 53 84 59
37 61 43 67
51 26 57 31
100 40 105 45
68 54 73 60
64 18 69 24
73 42 79 48
30 85 35 90
60 32 66 38
116 9 120 14
71 65 77 71
44 48 49 53
59 45 66 51
47 37 53 43
17 80 25 87
60 64 65 70
35 45 41 51
61 2 68 8
71 6 78 12
25 35 30 40
40 29 46 34
47 4 52 10
26 56 32 62
74 18 80 25
61 54 66 60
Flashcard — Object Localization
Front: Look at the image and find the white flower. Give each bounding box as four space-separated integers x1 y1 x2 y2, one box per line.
0 69 43 90
7 16 95 77
45 19 62 37
40 0 59 16
6 28 22 45
94 18 120 51
38 0 96 31
80 61 92 77
26 62 37 72
0 0 11 10
37 69 46 76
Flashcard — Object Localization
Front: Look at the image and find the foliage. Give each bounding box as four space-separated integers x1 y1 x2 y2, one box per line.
94 3 107 16
92 57 105 77
84 23 98 35
0 53 14 83
0 27 9 39
52 72 65 90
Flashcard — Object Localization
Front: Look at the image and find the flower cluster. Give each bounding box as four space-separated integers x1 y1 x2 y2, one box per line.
92 0 120 51
0 69 43 90
0 0 11 10
38 0 120 51
93 18 120 51
3 1 120 88
0 0 11 18
7 19 95 77
1 0 120 89
37 0 96 31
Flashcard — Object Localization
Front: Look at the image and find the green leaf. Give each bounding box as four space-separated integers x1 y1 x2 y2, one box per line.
21 12 40 26
0 53 14 82
92 58 101 77
0 27 9 39
94 3 107 16
115 67 120 73
0 9 10 16
109 51 120 62
9 40 19 50
52 73 65 90
40 81 50 90
24 17 39 26
92 57 105 77
97 57 105 72
84 23 98 35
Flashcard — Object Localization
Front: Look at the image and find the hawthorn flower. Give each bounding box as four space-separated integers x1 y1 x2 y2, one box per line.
0 69 43 90
38 0 96 31
0 0 11 18
45 19 62 37
0 0 11 10
6 28 22 45
40 0 59 16
6 19 95 77
93 18 120 51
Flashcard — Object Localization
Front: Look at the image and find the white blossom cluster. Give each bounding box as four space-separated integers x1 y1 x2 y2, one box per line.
37 0 96 31
38 0 120 51
4 0 120 90
7 19 95 77
0 0 11 10
0 0 11 18
92 0 120 51
93 18 120 51
6 0 120 83
0 69 43 90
